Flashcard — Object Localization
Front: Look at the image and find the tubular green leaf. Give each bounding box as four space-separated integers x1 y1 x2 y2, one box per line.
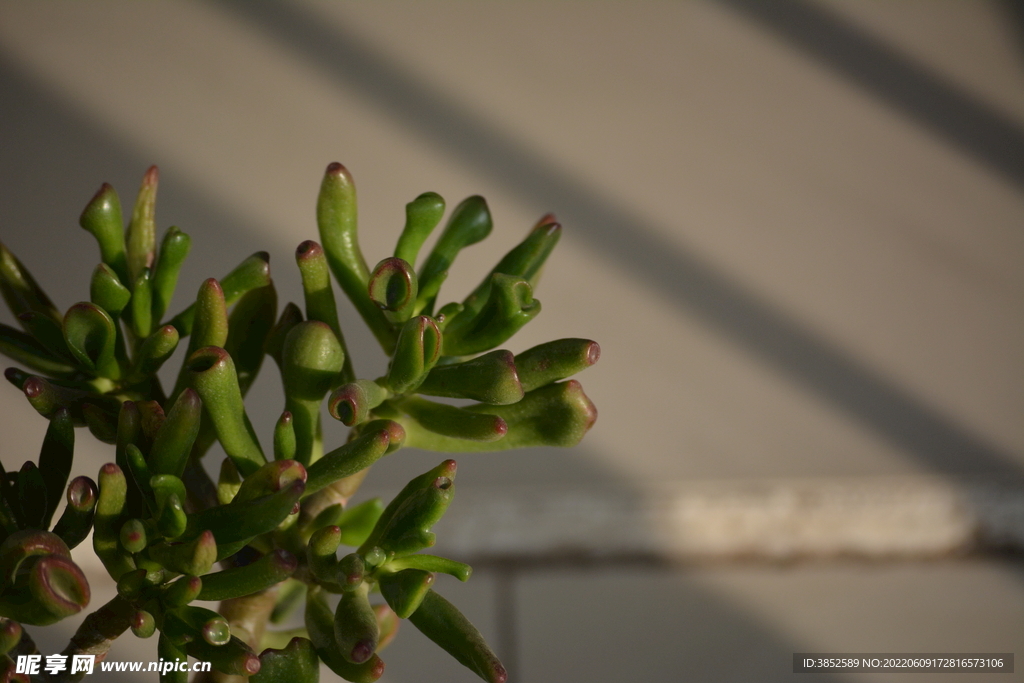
334 582 379 664
394 191 445 266
416 196 493 315
441 274 540 357
148 388 202 477
184 480 305 549
461 220 561 319
316 163 394 351
93 463 135 581
129 268 153 338
281 321 344 466
63 302 121 379
151 226 190 324
253 636 320 683
90 263 131 317
197 548 297 602
36 409 74 528
379 569 434 619
51 476 97 550
225 282 277 396
79 183 128 284
397 396 507 443
0 323 76 376
408 589 507 683
417 349 523 404
170 252 271 336
515 338 600 392
305 424 396 497
187 346 266 477
306 587 385 682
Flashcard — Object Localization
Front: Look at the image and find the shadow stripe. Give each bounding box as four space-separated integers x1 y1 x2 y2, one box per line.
214 0 1023 478
722 0 1024 189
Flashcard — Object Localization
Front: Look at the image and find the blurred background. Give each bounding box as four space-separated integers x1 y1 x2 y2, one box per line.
0 1 1022 681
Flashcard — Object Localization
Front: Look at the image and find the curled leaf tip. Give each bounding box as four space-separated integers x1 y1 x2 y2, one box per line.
325 161 350 177
22 376 43 398
67 476 97 510
351 639 375 664
296 240 322 259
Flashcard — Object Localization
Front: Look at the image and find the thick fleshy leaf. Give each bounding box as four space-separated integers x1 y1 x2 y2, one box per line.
281 321 344 466
131 324 179 380
129 268 154 338
417 349 523 404
441 274 540 357
408 589 506 683
37 409 74 528
197 548 296 602
254 637 319 683
185 635 260 677
51 476 97 550
461 219 561 318
316 162 394 351
90 263 131 317
151 226 191 324
379 569 434 619
225 282 277 396
0 530 71 591
334 582 379 664
170 252 271 336
0 241 61 326
18 311 73 362
15 462 48 530
63 302 121 378
515 338 600 392
358 460 456 558
125 166 158 286
368 257 418 324
397 397 507 443
385 315 441 394
147 530 216 577
386 554 472 582
306 588 385 682
187 346 266 477
0 323 75 376
184 480 304 550
163 605 231 646
148 389 202 477
79 183 128 284
394 192 445 266
305 526 341 588
328 380 389 426
296 240 352 383
274 411 296 462
416 196 493 315
305 423 397 497
92 463 135 581
233 460 307 505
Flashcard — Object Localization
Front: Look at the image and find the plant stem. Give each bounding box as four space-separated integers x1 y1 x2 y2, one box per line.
54 595 134 682
191 587 279 683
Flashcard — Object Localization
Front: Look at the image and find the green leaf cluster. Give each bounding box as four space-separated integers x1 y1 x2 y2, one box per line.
0 164 599 682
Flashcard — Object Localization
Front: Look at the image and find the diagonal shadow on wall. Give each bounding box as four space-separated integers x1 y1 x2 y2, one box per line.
721 0 1024 190
214 0 1022 479
0 49 855 683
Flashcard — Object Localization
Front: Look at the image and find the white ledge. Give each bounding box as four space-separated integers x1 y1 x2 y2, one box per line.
433 476 1024 563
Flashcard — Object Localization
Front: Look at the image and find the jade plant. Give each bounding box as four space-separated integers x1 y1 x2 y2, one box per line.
0 164 599 682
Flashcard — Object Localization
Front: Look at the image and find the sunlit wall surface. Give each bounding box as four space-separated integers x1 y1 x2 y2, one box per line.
0 2 1021 681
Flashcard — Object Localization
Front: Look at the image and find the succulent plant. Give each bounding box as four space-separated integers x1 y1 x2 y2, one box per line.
0 164 599 682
